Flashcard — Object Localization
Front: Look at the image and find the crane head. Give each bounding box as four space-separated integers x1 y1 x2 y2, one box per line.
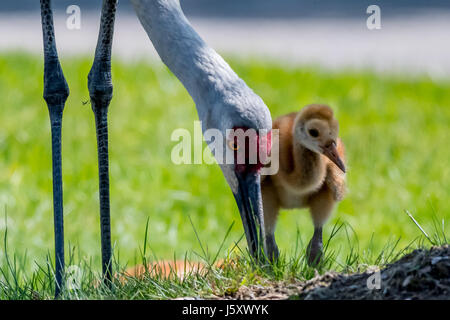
228 126 272 259
201 85 273 259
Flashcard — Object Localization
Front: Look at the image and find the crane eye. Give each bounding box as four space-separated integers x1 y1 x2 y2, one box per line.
308 129 319 137
227 140 240 151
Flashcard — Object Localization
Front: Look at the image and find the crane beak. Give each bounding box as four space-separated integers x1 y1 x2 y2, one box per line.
323 142 346 173
233 170 265 260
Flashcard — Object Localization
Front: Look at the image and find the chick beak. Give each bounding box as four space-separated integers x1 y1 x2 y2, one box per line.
323 142 346 173
233 170 265 261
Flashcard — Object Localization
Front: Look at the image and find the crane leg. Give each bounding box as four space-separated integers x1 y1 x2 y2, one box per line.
88 0 118 285
39 0 69 297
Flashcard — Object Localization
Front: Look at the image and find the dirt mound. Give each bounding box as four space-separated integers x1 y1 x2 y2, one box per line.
300 245 449 300
215 245 449 300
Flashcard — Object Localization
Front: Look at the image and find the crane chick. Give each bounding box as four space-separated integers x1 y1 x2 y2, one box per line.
261 104 346 265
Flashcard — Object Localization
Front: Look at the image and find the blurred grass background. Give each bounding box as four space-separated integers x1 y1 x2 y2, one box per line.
0 52 449 273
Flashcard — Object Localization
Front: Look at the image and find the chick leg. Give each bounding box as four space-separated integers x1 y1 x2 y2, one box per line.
261 178 280 261
307 184 335 266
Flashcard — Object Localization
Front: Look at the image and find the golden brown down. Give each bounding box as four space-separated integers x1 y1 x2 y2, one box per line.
262 104 346 265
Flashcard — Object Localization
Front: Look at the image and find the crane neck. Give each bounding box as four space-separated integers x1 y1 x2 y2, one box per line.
132 0 241 108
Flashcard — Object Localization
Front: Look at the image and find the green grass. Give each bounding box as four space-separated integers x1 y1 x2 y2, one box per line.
0 52 449 299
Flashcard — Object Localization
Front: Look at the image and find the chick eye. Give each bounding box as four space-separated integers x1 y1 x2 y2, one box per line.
227 140 240 151
308 129 319 137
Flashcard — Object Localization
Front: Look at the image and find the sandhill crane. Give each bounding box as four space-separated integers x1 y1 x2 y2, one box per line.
40 0 271 296
39 0 117 296
261 104 346 265
132 0 272 260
